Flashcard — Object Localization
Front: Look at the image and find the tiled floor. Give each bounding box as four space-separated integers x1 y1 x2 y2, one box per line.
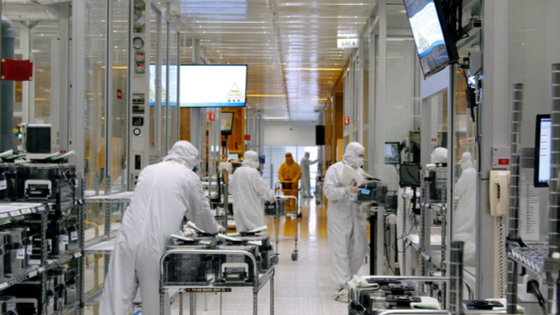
169 197 370 315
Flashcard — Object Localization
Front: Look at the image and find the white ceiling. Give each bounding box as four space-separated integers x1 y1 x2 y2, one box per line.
173 0 379 121
1 0 412 121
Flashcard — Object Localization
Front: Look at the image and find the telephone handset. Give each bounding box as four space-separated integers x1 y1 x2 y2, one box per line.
489 170 510 216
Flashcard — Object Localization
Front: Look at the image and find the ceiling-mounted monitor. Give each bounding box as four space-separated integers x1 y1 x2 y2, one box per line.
402 0 459 78
180 64 247 108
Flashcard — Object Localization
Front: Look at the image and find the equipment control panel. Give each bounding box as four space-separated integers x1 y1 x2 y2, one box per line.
128 3 150 189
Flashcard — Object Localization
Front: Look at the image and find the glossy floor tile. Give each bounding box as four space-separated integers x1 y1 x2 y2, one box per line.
170 197 370 315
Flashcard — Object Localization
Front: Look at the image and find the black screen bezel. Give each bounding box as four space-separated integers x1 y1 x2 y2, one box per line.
399 163 421 188
534 114 551 187
402 0 460 79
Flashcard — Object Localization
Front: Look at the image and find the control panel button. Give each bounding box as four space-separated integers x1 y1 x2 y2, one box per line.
133 37 144 49
132 117 144 126
135 51 145 62
133 128 141 136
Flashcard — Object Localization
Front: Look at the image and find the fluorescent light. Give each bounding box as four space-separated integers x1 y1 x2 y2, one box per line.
284 68 343 71
247 94 286 98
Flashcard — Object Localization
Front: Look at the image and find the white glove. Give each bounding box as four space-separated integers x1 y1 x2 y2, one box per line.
218 225 225 234
267 193 276 203
181 228 195 237
349 182 361 194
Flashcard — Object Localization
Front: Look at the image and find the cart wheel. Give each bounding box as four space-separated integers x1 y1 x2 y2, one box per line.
271 255 279 265
291 252 298 261
315 200 320 206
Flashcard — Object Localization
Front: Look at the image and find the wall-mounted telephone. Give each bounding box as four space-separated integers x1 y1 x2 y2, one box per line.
489 170 510 216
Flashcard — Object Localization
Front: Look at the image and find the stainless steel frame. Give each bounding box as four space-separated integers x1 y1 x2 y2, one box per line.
159 249 275 315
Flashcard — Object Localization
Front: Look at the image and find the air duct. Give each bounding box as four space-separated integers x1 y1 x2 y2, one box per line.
1 16 15 152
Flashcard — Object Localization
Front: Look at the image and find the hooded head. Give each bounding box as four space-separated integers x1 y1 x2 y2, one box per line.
163 141 199 170
461 151 473 170
431 147 448 164
242 150 260 169
343 142 365 169
285 152 294 165
304 152 310 159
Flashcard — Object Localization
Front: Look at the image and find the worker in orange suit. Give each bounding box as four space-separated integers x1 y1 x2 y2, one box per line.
278 152 301 212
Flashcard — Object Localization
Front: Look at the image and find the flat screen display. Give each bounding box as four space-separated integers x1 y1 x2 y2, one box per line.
180 64 247 107
26 124 51 154
385 142 401 164
221 111 235 134
399 163 421 188
534 114 551 187
403 0 458 78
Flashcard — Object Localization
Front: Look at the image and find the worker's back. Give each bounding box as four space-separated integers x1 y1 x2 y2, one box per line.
230 165 268 232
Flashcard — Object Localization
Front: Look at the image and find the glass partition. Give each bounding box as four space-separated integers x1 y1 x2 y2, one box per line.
83 1 106 194
149 8 160 161
30 22 59 125
452 69 477 274
168 28 180 147
109 0 130 193
382 37 418 191
452 0 482 278
160 16 168 155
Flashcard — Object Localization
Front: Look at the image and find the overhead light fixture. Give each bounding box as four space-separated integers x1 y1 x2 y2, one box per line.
264 116 290 120
284 68 343 71
247 94 286 97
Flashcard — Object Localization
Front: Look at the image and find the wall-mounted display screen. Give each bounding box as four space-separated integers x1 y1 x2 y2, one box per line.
221 111 235 135
403 0 459 78
534 114 551 187
385 142 401 164
180 64 247 107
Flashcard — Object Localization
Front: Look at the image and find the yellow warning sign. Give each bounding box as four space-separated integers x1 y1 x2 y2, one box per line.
226 83 243 102
224 121 231 129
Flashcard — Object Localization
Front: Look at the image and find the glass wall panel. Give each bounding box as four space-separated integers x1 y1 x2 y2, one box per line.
149 8 159 157
83 1 106 195
168 29 179 147
160 18 168 154
30 22 59 124
109 0 130 193
383 38 417 191
82 1 107 242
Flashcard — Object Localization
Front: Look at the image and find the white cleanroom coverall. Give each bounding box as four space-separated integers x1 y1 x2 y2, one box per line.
100 141 220 315
324 142 367 290
454 151 476 266
300 152 318 198
230 151 275 232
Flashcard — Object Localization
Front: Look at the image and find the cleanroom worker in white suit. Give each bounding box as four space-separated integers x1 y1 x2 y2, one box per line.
300 152 318 198
323 142 366 300
454 151 477 266
100 141 223 315
230 150 276 232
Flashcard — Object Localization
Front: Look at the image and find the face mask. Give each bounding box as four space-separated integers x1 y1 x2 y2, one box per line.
356 158 364 168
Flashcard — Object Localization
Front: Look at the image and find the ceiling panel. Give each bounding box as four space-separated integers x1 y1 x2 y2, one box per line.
2 0 411 121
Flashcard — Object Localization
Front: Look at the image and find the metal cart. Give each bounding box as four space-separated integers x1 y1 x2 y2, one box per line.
267 182 301 261
159 248 275 315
